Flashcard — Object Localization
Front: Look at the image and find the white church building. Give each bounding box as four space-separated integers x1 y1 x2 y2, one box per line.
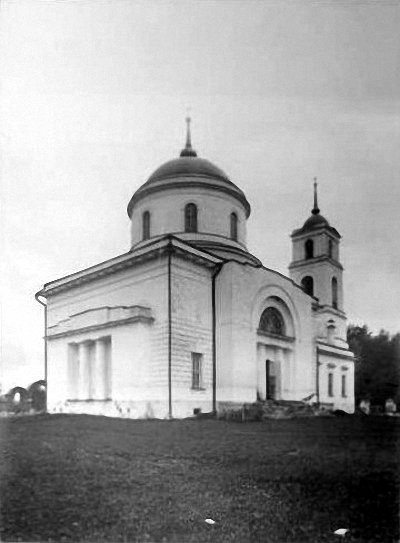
36 120 355 418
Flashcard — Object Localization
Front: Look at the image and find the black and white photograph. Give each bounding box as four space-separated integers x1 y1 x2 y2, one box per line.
1 0 399 541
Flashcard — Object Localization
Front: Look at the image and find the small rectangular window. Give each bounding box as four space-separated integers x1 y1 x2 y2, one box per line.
191 353 203 390
341 374 346 397
328 372 334 397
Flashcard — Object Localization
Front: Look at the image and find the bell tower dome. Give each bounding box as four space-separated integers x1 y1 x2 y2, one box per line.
289 180 343 311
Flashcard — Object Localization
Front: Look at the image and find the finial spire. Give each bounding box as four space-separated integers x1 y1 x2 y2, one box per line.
312 177 320 215
185 116 192 147
180 114 197 157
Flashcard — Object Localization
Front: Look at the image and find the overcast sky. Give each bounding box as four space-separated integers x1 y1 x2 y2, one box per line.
1 0 399 390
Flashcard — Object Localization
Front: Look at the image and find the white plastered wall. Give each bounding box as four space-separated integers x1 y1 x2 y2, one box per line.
46 258 171 418
170 257 213 418
216 262 316 405
318 352 355 413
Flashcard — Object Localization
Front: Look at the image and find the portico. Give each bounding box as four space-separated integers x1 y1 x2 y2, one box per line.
68 338 111 401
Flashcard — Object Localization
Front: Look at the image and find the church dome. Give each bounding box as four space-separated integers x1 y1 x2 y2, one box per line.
147 156 231 185
302 212 330 231
127 119 259 265
291 180 340 238
127 131 250 218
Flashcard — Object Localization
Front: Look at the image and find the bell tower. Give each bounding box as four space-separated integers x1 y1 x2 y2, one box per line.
289 180 343 311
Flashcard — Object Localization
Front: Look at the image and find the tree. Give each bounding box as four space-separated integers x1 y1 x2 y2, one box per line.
347 324 400 407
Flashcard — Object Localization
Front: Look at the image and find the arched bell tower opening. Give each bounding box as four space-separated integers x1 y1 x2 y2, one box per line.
301 275 314 297
305 239 314 259
289 180 343 310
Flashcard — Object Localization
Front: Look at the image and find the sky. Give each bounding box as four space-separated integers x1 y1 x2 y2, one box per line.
1 0 399 391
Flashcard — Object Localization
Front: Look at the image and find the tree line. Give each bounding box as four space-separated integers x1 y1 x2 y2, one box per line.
347 325 400 407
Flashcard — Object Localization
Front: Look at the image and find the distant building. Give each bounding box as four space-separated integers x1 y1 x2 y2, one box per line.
36 120 355 417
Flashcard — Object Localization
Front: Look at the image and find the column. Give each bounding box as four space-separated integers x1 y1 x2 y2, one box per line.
87 342 95 400
275 347 285 399
94 338 107 400
104 338 111 399
78 342 90 400
67 343 79 399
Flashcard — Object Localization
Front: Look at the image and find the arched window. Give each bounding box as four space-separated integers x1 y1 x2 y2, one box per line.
230 212 238 241
332 277 338 309
185 203 198 233
301 276 314 296
142 211 150 241
259 307 286 336
305 239 314 259
327 321 336 344
328 239 333 258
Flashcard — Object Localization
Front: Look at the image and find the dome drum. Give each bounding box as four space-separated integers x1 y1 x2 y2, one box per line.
129 187 248 249
127 124 253 263
127 158 251 219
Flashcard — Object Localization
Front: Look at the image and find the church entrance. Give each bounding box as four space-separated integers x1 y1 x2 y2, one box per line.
265 359 276 400
257 343 292 401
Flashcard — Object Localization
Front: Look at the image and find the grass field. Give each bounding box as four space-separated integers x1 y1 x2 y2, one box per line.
0 414 398 542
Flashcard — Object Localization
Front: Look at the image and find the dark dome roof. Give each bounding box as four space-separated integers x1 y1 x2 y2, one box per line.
291 181 341 238
127 121 251 218
148 156 231 184
302 212 330 230
127 153 251 218
291 210 340 238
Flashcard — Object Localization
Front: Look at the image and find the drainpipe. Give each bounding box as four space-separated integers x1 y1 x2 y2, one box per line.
316 345 320 406
35 292 48 412
167 242 173 419
212 263 224 415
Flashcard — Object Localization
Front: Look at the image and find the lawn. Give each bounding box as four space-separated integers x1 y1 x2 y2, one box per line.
0 414 398 542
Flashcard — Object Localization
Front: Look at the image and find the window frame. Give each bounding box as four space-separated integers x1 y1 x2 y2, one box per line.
341 374 347 397
185 203 198 233
191 352 203 390
230 212 238 241
328 372 334 397
305 239 314 259
301 275 314 297
142 210 151 241
259 307 286 337
332 277 338 309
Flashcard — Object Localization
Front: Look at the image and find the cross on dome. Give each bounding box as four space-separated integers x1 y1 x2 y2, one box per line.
312 177 320 215
180 116 197 157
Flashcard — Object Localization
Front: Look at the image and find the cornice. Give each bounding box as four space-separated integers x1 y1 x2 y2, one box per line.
257 329 296 343
37 236 222 297
289 255 343 271
317 342 354 361
314 305 346 318
127 177 251 218
291 225 341 240
47 313 154 340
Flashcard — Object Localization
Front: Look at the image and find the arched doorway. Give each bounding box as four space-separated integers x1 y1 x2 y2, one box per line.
256 297 295 401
